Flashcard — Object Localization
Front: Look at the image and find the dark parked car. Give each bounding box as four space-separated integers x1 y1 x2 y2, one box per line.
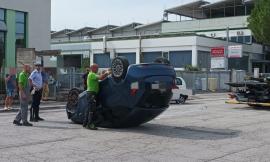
66 57 176 128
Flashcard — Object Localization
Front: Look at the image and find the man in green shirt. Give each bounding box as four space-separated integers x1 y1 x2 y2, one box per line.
13 64 33 126
83 64 111 130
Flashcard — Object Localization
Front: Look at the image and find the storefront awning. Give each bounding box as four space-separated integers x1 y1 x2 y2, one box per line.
0 21 7 32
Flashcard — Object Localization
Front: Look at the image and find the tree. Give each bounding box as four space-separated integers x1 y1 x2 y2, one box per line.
248 0 270 44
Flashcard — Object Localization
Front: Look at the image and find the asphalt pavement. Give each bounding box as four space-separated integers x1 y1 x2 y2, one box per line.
0 100 66 113
1 93 270 161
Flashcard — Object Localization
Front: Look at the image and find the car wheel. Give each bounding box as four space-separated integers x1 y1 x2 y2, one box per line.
154 57 170 65
111 56 129 82
66 88 80 114
178 95 186 104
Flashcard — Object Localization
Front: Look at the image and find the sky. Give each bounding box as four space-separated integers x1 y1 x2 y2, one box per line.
51 0 217 31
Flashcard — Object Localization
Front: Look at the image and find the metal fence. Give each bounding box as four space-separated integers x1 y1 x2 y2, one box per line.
176 70 246 92
56 68 84 90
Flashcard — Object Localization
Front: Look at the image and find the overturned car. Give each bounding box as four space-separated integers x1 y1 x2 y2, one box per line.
66 57 176 128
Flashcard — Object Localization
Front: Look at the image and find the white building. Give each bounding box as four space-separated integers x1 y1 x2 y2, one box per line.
51 0 266 72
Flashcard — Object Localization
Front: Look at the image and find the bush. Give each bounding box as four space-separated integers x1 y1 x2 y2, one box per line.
184 65 200 71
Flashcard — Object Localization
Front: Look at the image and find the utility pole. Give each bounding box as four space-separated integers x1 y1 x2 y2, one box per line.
225 26 230 70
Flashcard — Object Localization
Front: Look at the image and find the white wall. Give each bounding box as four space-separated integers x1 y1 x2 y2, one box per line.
51 42 91 52
136 24 162 35
91 36 196 68
197 29 252 38
196 37 263 55
0 0 51 50
51 35 264 71
162 16 248 33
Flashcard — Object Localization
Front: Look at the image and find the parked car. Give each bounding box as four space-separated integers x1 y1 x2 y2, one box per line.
66 57 176 128
171 77 193 104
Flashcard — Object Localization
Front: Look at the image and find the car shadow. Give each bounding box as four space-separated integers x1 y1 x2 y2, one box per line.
107 123 240 140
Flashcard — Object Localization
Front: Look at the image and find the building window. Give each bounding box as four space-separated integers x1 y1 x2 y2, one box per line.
15 11 26 48
0 8 5 70
169 51 192 68
0 9 4 21
93 53 111 68
230 37 237 42
238 36 244 43
244 36 251 44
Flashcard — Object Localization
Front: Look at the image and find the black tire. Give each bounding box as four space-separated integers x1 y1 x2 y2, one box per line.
66 88 80 115
111 56 129 82
154 57 170 65
178 95 186 104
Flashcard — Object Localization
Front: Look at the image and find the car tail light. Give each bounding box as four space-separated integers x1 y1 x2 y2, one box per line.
171 80 179 89
130 82 139 96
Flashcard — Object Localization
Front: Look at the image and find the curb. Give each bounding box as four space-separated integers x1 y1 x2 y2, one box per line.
0 104 66 113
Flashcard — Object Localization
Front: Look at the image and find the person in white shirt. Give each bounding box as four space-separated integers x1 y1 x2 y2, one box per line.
29 61 44 122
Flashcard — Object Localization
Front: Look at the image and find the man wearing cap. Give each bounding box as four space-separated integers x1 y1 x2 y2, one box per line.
13 64 32 126
29 61 44 122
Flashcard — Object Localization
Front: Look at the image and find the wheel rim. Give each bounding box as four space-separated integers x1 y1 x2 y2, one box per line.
67 90 79 113
112 59 124 78
179 96 185 103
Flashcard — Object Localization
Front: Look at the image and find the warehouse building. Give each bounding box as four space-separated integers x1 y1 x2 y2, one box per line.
0 0 51 70
51 0 266 72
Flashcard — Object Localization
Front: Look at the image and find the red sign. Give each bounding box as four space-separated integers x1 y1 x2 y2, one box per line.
211 47 225 57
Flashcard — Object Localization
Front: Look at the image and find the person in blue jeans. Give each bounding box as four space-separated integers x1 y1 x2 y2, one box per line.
4 74 16 110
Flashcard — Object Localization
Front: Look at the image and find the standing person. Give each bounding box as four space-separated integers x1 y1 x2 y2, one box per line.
83 64 111 130
4 73 16 110
41 68 49 101
29 62 44 122
13 64 32 126
82 68 89 90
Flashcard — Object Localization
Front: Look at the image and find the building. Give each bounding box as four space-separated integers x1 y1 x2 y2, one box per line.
0 0 51 70
51 0 265 72
162 0 267 71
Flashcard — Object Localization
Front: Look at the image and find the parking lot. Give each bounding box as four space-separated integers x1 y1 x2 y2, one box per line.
1 93 270 161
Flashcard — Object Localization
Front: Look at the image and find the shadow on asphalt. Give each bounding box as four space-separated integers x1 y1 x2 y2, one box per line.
43 120 73 125
33 125 80 130
107 123 240 140
233 106 270 111
170 102 202 106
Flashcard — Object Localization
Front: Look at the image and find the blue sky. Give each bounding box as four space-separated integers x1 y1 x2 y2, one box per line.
51 0 216 31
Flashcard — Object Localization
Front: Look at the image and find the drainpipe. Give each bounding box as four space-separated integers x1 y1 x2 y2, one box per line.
139 34 142 63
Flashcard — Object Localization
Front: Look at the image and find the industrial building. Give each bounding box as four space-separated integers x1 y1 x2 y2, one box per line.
51 0 267 72
0 0 51 70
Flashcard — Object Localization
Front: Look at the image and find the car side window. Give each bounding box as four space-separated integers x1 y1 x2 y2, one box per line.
176 78 182 85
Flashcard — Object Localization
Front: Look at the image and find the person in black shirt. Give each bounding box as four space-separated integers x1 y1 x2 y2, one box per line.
82 68 90 90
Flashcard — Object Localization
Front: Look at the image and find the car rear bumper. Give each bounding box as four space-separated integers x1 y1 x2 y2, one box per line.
137 90 172 109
